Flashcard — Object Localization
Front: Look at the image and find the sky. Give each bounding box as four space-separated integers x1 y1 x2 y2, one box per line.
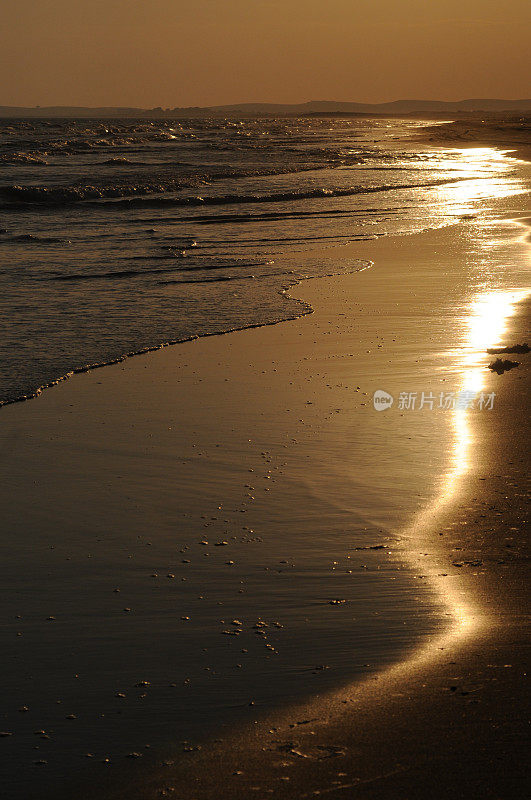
2 0 530 107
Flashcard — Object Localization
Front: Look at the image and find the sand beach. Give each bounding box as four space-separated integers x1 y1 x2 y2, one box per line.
0 150 529 797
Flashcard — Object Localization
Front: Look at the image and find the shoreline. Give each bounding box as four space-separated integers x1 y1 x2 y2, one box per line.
413 117 531 163
0 201 529 798
107 223 530 799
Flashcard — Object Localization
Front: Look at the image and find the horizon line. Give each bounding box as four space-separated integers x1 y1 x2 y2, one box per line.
1 96 531 111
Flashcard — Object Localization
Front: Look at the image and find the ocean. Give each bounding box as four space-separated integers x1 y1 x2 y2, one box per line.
0 116 523 405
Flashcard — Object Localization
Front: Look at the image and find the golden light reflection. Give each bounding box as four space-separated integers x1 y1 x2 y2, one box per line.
440 287 529 498
462 289 530 391
399 211 531 695
420 284 530 636
295 220 530 719
431 146 527 215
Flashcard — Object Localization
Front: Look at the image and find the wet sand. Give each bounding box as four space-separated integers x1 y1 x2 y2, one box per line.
105 216 529 800
417 117 531 162
0 202 529 798
130 299 529 800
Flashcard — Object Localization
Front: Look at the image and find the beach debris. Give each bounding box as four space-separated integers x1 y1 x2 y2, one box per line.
275 741 345 761
289 748 310 759
488 358 520 374
276 741 298 753
317 745 346 759
487 343 529 354
354 544 385 550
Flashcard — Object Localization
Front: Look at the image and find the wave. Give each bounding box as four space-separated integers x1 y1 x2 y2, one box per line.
84 178 466 210
99 157 147 166
158 257 372 285
131 205 401 227
44 259 272 281
0 270 329 409
0 180 195 203
0 166 324 207
2 176 457 215
184 208 370 225
0 152 48 165
159 274 265 284
46 265 189 281
0 233 71 244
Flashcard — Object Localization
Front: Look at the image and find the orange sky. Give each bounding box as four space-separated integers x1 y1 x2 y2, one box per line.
2 0 530 107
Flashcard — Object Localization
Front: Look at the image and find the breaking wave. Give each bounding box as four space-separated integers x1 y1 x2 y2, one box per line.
0 177 466 210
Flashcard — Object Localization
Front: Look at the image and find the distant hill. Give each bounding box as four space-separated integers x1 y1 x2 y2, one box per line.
207 99 531 115
1 99 530 118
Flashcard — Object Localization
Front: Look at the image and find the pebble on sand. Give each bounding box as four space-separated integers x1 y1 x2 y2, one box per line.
488 357 520 374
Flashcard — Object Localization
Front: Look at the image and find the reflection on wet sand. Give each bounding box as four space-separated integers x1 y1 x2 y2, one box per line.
408 276 529 654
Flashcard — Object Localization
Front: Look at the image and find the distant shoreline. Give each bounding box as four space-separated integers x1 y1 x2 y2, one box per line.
415 118 531 163
1 98 530 118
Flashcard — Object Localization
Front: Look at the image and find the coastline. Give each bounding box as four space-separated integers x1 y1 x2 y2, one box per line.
111 220 530 799
0 201 529 798
415 117 531 163
160 297 529 800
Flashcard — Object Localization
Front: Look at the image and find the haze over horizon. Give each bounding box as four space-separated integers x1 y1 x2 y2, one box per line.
2 0 530 108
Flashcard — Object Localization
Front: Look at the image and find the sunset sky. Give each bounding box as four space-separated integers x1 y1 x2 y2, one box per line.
2 0 530 107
